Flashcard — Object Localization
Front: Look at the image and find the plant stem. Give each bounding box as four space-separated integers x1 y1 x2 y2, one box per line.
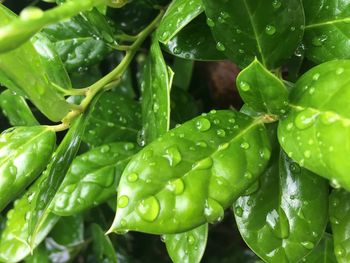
52 10 165 132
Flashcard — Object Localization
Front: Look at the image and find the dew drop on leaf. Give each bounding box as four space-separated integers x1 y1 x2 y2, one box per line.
272 0 281 9
300 241 314 250
127 172 139 183
196 118 211 132
187 234 195 245
137 196 160 222
216 42 226 52
167 178 185 195
265 25 276 35
204 198 224 223
240 142 250 150
117 195 129 208
164 146 182 167
206 17 215 27
294 109 318 130
234 206 244 217
239 81 250 91
100 145 110 153
192 157 213 170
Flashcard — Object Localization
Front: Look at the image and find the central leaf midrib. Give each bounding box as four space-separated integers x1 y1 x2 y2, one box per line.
305 16 350 29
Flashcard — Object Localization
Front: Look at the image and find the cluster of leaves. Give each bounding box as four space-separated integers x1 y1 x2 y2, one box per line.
0 0 349 262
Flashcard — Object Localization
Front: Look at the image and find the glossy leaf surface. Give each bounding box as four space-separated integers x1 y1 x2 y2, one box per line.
202 0 304 68
0 179 59 263
110 110 271 234
304 0 350 63
234 151 328 262
0 126 56 212
52 142 139 216
329 189 350 263
29 115 87 244
163 15 226 61
0 5 73 122
236 59 289 115
165 224 208 263
141 34 173 145
278 60 350 190
301 233 337 263
83 92 141 147
0 90 39 126
157 0 203 44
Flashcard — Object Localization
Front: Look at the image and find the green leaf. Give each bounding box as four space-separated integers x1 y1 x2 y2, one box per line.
43 12 112 72
301 233 337 263
140 34 173 145
52 142 140 216
110 110 271 234
0 0 106 53
0 179 59 263
29 115 88 246
0 126 56 212
202 0 305 68
278 60 350 190
0 90 39 126
83 92 141 147
0 5 73 122
163 14 226 61
157 0 203 44
234 150 328 263
329 189 350 262
303 0 350 63
236 59 289 116
25 244 50 263
165 224 208 263
91 223 118 263
172 58 194 91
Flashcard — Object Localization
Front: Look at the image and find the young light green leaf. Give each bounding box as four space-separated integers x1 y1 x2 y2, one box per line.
29 115 88 246
52 142 140 216
236 59 289 116
83 92 141 147
0 5 74 122
91 223 118 263
110 110 271 234
0 0 106 53
234 151 328 263
278 60 350 191
141 34 173 145
165 224 208 263
157 0 203 44
0 90 39 126
329 189 350 263
0 126 56 212
0 179 59 263
304 0 350 63
202 0 305 68
163 15 226 61
301 233 337 263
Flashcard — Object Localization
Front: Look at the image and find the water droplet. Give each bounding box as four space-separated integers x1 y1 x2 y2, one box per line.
167 178 185 195
137 196 160 222
124 143 135 151
320 112 339 125
127 173 139 183
294 109 319 130
187 234 195 245
218 143 229 151
260 147 271 160
330 179 341 189
312 73 320 81
160 31 170 41
9 165 17 176
312 35 328 46
164 146 182 167
265 25 276 35
117 195 129 208
196 141 208 148
289 162 301 173
272 0 282 9
239 81 250 91
20 7 44 20
229 118 236 124
173 46 182 55
206 18 215 27
301 241 314 250
196 118 211 132
335 245 346 257
216 129 226 137
304 150 311 158
244 171 253 180
216 42 226 51
240 142 250 149
100 145 110 153
336 67 344 75
192 157 213 170
204 198 224 223
235 206 243 217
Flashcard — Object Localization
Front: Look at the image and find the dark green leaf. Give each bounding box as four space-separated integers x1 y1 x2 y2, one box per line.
157 0 203 44
234 151 328 262
236 59 289 115
303 0 350 63
0 126 56 212
278 60 350 190
110 110 271 234
0 179 59 262
52 142 140 216
91 223 118 263
140 34 173 145
25 243 50 263
163 14 226 61
0 90 39 126
165 224 208 263
171 87 199 125
329 189 350 263
172 58 194 91
202 0 305 68
83 92 141 147
301 233 337 263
